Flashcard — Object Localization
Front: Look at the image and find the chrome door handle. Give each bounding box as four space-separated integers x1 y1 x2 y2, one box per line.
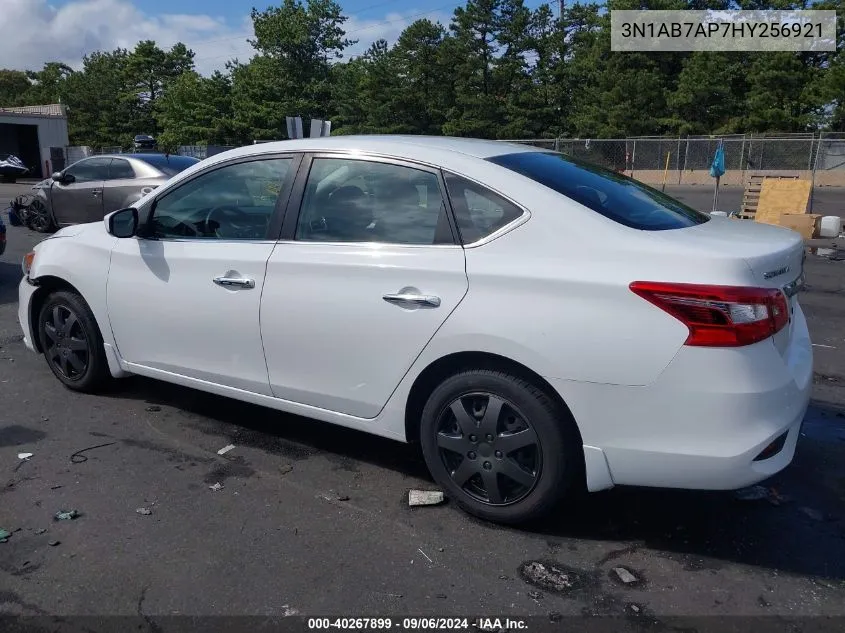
213 276 255 289
383 293 441 307
92 190 102 196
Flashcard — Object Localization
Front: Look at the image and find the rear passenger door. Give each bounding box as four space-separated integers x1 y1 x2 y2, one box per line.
260 154 468 418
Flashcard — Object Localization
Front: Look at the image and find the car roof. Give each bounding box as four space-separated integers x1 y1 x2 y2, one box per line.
211 136 540 165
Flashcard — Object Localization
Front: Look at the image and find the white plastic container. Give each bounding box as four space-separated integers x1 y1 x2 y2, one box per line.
820 215 843 238
710 211 727 217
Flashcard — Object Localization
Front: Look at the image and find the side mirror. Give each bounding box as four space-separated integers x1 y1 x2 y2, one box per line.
106 208 138 238
51 171 64 182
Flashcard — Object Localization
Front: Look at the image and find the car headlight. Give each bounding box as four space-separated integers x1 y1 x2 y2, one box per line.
22 251 36 277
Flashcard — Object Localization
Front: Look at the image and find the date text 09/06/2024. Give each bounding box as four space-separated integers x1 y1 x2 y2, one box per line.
307 618 528 630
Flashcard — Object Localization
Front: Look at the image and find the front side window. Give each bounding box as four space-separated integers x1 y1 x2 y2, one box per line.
295 158 452 245
65 158 112 184
487 151 709 231
150 158 291 240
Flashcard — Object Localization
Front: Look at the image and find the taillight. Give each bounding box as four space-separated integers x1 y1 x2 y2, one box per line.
630 281 789 347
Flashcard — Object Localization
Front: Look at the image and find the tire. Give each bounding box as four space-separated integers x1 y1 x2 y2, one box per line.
27 199 56 233
420 369 582 524
37 291 111 392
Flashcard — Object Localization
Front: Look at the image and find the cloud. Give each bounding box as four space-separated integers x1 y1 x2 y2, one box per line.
0 0 454 76
341 9 454 59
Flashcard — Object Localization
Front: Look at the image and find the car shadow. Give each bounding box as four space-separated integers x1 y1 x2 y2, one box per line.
102 375 431 479
0 261 22 306
101 375 845 581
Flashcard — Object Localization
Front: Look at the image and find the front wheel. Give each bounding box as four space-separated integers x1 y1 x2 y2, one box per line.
420 369 582 524
37 291 111 392
27 199 56 233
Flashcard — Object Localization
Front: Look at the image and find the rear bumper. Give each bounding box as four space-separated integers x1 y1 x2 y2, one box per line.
18 277 38 352
551 303 813 491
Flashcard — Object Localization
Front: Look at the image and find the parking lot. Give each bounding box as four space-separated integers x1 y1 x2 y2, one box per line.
1 181 845 628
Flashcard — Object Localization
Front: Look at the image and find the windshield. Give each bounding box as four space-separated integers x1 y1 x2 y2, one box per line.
488 151 709 231
138 155 199 177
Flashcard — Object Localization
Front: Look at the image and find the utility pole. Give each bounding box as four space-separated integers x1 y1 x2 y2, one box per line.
558 0 563 21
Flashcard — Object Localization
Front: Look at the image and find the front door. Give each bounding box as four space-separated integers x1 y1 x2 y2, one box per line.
261 155 469 418
51 157 110 225
107 155 299 395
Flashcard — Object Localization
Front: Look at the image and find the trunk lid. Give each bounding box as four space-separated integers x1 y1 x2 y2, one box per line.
652 216 805 357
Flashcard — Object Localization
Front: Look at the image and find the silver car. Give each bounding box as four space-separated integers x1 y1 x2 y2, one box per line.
28 153 199 232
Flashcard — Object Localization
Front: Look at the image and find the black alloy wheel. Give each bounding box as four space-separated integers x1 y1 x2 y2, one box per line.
43 304 90 380
420 369 583 524
435 392 541 505
38 291 111 392
27 199 55 233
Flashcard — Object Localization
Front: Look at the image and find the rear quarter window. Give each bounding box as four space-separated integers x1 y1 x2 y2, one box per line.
487 152 709 231
444 173 524 244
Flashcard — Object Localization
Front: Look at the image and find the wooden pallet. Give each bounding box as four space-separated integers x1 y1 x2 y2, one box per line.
737 173 800 219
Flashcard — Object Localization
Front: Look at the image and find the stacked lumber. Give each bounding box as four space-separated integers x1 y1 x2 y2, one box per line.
737 173 800 220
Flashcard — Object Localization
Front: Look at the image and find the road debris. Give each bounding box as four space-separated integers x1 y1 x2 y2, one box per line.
48 540 60 547
336 494 350 501
279 464 293 475
612 567 640 585
281 605 299 616
136 507 152 516
734 485 769 501
0 528 10 543
408 490 444 506
146 405 162 412
34 528 47 535
548 612 562 623
54 510 80 521
519 560 583 593
50 485 62 490
17 452 33 460
209 482 224 492
800 506 825 522
70 441 117 464
418 548 433 563
528 590 543 601
627 603 642 615
217 444 236 456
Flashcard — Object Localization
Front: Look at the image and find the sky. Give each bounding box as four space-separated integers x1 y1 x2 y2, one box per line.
0 0 539 76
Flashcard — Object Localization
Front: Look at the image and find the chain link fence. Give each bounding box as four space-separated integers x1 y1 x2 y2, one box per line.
58 134 845 188
503 133 845 187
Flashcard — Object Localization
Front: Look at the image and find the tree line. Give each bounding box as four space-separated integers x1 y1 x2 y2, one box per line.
0 0 843 151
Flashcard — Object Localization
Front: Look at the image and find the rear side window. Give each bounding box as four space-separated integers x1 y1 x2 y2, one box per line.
139 155 199 177
110 159 135 180
444 174 523 244
487 152 709 231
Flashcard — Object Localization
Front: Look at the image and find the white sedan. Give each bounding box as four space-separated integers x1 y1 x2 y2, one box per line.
18 136 812 524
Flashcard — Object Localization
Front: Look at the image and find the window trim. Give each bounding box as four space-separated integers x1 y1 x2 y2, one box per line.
279 152 461 248
442 170 529 248
137 153 303 243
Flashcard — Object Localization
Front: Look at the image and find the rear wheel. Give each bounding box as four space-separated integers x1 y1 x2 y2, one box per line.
37 291 111 392
420 369 582 524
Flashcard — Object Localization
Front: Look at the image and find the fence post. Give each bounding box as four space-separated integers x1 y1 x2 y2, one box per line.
630 139 637 179
740 134 747 185
681 138 690 184
675 136 681 183
810 133 823 213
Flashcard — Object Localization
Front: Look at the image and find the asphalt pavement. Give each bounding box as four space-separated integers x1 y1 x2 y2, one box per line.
1 183 845 629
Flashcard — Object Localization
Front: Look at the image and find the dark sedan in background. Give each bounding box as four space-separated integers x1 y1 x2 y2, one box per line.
27 153 199 232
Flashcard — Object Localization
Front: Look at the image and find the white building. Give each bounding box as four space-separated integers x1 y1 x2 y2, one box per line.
0 104 70 179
